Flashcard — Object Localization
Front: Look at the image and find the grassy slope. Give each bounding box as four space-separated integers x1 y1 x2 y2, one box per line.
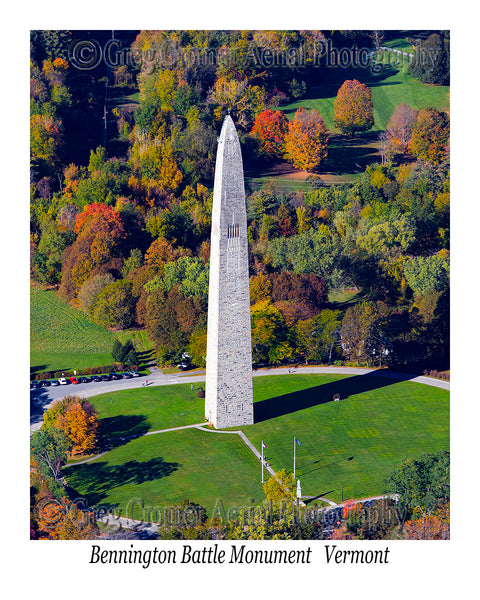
66 374 449 517
30 287 152 373
31 287 114 372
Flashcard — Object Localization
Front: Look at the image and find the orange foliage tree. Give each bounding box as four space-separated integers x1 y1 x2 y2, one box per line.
402 503 450 540
59 203 126 300
43 395 99 456
409 108 450 165
284 108 328 172
250 109 289 158
334 79 374 136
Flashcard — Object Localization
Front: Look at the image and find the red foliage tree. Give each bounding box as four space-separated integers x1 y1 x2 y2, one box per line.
59 203 126 300
250 109 289 158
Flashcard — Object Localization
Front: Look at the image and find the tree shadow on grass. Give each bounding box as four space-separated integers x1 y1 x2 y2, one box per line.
30 365 48 376
99 415 151 448
254 371 415 423
65 457 179 505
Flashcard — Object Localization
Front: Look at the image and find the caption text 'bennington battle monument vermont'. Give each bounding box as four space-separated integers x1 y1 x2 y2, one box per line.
205 115 254 428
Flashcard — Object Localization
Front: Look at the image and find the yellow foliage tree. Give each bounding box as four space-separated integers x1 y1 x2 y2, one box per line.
284 108 328 172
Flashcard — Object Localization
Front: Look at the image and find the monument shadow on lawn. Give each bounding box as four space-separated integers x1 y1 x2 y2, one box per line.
253 371 415 423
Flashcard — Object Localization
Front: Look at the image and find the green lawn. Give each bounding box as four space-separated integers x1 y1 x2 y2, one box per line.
30 286 154 374
92 383 205 436
282 62 449 132
66 428 263 521
239 374 449 503
65 373 449 519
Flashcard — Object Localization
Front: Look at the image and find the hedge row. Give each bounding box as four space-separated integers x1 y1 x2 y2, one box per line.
32 363 139 381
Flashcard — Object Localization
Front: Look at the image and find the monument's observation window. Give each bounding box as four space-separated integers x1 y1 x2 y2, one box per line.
227 224 240 239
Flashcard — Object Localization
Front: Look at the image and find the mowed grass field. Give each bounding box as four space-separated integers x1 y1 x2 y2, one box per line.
65 373 449 519
282 60 449 132
30 286 152 373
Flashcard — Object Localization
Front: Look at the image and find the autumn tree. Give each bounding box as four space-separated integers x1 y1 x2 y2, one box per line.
89 279 135 329
250 109 289 159
250 272 273 304
43 395 99 456
409 108 450 165
284 108 328 172
401 503 449 540
334 79 374 136
144 236 190 270
269 272 328 312
145 286 207 359
207 76 266 129
378 131 395 166
59 203 126 300
386 103 418 153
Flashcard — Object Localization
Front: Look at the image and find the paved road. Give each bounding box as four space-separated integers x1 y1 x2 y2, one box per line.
30 365 449 432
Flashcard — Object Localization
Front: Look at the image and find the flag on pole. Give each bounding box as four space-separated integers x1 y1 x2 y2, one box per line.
295 437 301 446
262 441 268 449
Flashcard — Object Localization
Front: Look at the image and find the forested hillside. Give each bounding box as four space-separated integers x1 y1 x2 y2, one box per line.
30 30 450 374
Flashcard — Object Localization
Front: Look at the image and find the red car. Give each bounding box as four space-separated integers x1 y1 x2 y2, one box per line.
69 376 79 384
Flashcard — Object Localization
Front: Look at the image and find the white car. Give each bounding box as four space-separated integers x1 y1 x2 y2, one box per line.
58 377 68 385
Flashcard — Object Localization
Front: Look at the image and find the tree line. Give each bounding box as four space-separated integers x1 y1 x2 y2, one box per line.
30 30 450 373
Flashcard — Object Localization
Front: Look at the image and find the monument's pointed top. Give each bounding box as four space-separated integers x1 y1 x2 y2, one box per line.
220 113 237 141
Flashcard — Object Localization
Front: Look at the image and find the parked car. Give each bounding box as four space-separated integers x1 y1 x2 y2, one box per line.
101 374 111 382
177 362 190 371
78 376 90 383
130 370 141 377
109 372 122 380
58 377 68 385
91 375 101 382
121 372 132 379
70 376 79 384
40 380 51 387
51 379 60 386
30 380 39 389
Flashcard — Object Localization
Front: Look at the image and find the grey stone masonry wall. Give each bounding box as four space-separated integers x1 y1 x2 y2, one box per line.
205 115 254 428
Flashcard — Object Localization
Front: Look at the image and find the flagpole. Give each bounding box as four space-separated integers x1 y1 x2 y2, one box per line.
294 437 296 479
261 441 264 483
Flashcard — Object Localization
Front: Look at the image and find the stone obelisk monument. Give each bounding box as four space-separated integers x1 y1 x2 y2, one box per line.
205 115 254 428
